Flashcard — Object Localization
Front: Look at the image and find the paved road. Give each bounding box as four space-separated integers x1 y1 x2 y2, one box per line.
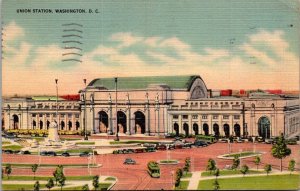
3 142 299 190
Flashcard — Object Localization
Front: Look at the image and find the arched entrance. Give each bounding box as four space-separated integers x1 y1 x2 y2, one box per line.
75 121 80 130
99 111 108 133
193 123 199 135
68 121 72 130
183 123 189 137
258 117 270 139
117 111 127 133
39 120 43 130
173 123 179 136
213 123 220 137
33 120 36 129
46 120 50 129
61 121 65 130
223 124 230 137
203 123 209 135
12 114 19 129
135 111 145 134
234 124 241 137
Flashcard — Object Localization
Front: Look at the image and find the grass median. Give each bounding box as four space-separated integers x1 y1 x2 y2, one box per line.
197 174 300 190
201 170 263 176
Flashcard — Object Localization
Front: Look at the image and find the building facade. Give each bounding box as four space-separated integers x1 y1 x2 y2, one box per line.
2 75 299 138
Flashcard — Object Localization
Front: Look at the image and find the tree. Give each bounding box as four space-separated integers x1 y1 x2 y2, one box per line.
264 164 272 176
206 158 216 174
93 175 100 190
33 181 40 191
5 164 12 180
212 179 220 190
175 168 183 187
254 156 261 170
232 155 240 170
58 174 66 191
46 178 54 191
240 165 249 176
213 168 220 180
271 134 291 171
82 184 90 191
183 158 191 174
32 164 38 180
288 159 296 175
53 165 63 185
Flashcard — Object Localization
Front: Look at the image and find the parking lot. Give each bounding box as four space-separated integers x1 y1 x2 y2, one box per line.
2 140 299 190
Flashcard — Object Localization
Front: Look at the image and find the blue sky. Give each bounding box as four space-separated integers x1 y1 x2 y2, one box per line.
2 0 299 95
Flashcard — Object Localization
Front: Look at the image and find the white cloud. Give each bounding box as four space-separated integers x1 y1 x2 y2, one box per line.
110 32 143 48
2 21 24 43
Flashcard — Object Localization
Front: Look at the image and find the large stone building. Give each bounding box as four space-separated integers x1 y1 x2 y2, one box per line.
2 75 299 139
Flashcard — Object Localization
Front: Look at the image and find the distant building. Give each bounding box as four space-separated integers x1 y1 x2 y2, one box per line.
2 75 299 139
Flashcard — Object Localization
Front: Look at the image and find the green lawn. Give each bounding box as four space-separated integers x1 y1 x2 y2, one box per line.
159 160 178 164
2 145 23 150
2 141 11 145
105 177 116 181
198 174 300 190
182 172 193 178
2 184 46 190
223 151 260 158
2 175 94 181
53 183 111 190
175 181 189 190
56 148 92 154
201 170 263 176
75 141 95 145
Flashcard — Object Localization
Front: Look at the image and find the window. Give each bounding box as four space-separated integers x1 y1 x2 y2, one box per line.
183 115 188 119
68 114 72 118
37 104 43 108
53 114 57 117
192 115 198 119
59 106 64 109
46 113 50 117
234 115 240 120
32 114 36 117
44 105 50 109
39 114 43 117
52 106 57 109
66 106 72 109
173 115 178 119
202 115 208 119
213 115 218 119
223 115 229 119
31 106 36 109
75 114 79 118
60 114 65 117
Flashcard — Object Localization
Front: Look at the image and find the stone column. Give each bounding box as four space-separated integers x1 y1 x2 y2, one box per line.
188 115 192 135
126 109 131 135
198 114 202 134
145 93 150 135
178 115 182 134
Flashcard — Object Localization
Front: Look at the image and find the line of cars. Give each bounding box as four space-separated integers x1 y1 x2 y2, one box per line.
2 149 91 157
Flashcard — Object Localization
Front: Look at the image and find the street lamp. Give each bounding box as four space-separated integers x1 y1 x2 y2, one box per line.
83 79 88 140
115 77 119 141
55 79 59 126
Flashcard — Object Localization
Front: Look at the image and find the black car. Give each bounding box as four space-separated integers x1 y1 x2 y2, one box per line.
47 151 57 156
61 152 70 157
40 151 48 156
20 150 31 155
79 151 90 157
183 142 193 148
3 149 13 154
193 141 208 147
124 158 136 165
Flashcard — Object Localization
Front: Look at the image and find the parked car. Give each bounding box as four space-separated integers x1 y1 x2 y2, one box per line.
257 137 264 142
79 151 90 157
193 140 208 147
124 158 136 165
286 139 297 145
218 138 229 143
20 150 31 155
183 142 193 148
40 151 48 156
235 137 244 143
166 144 175 150
3 149 13 154
264 139 273 144
156 144 167 150
145 147 156 152
174 144 183 149
47 151 57 156
127 149 134 154
61 152 70 157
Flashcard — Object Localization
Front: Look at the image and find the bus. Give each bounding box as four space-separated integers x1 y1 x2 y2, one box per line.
195 135 216 144
147 161 160 178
